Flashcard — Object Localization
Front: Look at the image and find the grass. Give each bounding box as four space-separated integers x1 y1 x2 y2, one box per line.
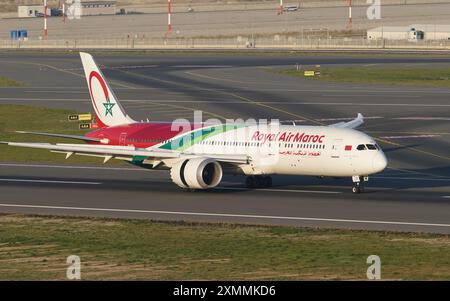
0 76 24 87
0 214 448 280
279 66 450 88
0 104 124 165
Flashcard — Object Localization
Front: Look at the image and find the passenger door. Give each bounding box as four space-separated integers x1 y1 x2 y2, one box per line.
119 133 127 146
331 139 342 158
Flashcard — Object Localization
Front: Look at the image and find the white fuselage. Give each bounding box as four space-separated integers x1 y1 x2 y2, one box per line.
178 124 387 177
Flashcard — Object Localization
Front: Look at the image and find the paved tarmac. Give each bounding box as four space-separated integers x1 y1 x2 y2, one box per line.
0 52 449 233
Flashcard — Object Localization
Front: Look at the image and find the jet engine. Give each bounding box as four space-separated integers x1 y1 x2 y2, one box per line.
170 158 223 189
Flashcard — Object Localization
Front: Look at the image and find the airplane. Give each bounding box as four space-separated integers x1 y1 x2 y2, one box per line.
1 52 387 194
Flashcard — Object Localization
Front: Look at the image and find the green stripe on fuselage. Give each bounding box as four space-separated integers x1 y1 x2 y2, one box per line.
131 155 148 163
159 124 244 151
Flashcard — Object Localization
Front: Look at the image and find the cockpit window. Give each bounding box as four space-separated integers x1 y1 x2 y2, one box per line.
357 144 366 151
366 144 377 150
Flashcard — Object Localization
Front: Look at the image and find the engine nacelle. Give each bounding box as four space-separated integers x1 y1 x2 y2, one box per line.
170 158 223 189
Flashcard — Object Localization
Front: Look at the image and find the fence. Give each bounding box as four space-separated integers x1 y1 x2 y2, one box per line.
1 37 450 51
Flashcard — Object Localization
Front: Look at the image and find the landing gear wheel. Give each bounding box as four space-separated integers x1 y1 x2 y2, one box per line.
351 175 367 194
352 185 361 194
352 181 364 194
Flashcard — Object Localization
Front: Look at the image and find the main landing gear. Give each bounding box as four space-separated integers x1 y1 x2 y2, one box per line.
246 175 272 188
352 175 368 194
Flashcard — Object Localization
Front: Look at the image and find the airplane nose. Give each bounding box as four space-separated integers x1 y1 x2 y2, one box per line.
373 152 388 173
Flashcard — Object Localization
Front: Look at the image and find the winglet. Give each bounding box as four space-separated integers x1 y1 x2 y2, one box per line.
329 113 364 129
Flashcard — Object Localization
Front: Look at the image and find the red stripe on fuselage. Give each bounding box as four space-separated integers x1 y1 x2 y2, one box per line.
88 71 108 129
85 122 199 148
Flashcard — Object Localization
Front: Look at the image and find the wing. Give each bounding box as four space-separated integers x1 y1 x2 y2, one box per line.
0 141 248 165
329 113 364 129
15 131 105 143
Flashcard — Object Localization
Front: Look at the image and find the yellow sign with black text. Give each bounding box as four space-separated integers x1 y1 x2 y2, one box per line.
79 123 91 130
68 114 92 121
68 114 79 121
78 114 92 121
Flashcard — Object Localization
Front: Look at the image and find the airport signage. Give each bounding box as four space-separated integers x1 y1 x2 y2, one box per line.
79 123 98 130
79 123 91 130
68 114 79 121
78 114 93 121
304 70 315 77
68 113 92 121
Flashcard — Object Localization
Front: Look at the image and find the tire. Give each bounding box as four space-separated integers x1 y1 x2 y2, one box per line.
352 186 361 194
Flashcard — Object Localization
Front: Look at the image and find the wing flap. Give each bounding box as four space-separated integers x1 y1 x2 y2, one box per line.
1 141 249 164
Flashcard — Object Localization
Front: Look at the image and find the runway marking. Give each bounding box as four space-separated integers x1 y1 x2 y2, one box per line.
174 65 232 68
0 203 449 229
322 94 421 98
380 135 440 139
1 98 450 107
0 163 151 171
393 117 450 121
218 187 341 194
186 70 265 85
386 167 450 180
443 196 450 198
317 116 383 121
373 176 450 182
24 91 86 94
0 60 136 89
0 178 101 185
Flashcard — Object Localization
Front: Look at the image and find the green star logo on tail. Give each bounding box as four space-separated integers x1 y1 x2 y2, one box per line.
103 96 115 117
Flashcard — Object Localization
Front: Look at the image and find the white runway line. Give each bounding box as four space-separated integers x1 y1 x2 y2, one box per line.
1 98 450 107
380 135 440 139
172 65 232 68
373 176 450 182
394 117 450 121
0 203 449 229
317 116 383 121
24 91 86 94
0 178 101 185
442 196 450 199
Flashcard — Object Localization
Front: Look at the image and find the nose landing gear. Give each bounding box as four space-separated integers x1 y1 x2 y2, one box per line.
352 175 368 194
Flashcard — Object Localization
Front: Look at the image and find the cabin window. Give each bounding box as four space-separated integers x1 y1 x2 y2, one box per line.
357 144 366 151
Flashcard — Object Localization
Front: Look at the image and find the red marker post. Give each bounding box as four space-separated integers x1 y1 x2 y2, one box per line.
348 0 352 31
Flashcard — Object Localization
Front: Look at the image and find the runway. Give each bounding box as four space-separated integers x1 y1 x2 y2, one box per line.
0 52 449 233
